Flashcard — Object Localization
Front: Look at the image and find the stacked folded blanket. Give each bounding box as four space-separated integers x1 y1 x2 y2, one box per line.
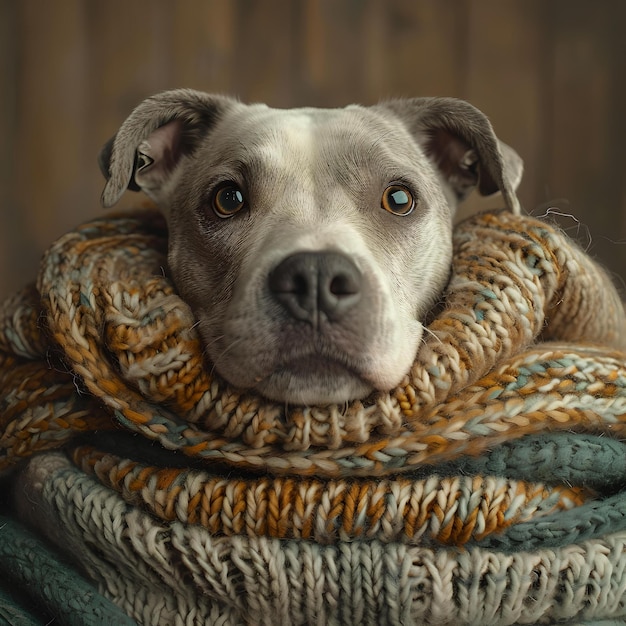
2 208 626 625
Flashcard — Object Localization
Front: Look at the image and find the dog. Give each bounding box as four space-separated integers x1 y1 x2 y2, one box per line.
99 89 523 405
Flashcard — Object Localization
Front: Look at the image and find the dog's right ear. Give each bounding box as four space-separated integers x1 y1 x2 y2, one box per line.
99 89 235 208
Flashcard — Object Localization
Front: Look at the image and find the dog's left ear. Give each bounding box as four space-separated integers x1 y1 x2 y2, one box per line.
378 98 523 214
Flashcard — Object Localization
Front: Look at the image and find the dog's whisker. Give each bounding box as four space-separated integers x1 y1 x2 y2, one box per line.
422 325 443 345
207 337 246 378
201 334 227 356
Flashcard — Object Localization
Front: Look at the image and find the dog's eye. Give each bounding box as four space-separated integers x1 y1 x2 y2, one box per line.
212 183 246 218
381 184 415 216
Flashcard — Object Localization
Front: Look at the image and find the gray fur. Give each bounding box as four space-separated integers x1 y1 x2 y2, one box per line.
100 89 522 405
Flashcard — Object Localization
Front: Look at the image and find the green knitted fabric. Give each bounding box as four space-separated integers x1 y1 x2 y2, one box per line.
3 207 626 625
0 514 137 625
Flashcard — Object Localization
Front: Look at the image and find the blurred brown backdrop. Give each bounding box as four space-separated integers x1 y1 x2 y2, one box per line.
1 0 625 300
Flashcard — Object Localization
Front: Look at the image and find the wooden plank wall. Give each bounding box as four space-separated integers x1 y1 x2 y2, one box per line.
1 0 625 300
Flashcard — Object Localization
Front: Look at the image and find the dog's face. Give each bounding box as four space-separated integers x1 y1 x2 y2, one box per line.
100 90 522 405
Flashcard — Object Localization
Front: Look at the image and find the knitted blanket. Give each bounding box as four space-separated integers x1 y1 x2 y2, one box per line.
2 208 626 625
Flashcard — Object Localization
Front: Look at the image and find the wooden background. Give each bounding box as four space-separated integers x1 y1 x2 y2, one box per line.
1 0 625 300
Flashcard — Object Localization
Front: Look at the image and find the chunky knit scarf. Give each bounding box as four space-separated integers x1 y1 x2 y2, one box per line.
2 208 626 625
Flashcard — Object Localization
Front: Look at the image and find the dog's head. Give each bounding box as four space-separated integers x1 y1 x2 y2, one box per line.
100 90 522 405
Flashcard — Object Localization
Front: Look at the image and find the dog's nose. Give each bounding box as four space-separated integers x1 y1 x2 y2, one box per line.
268 252 362 324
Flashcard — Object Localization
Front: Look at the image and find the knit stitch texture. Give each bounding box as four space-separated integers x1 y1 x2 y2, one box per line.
2 208 626 625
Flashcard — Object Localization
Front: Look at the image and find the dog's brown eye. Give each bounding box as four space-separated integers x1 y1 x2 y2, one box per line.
212 183 246 218
381 184 415 216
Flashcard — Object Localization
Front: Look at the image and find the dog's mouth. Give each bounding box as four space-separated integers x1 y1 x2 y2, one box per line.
253 354 373 405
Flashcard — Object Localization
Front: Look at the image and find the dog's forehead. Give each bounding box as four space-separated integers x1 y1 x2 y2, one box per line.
236 103 392 135
216 103 417 163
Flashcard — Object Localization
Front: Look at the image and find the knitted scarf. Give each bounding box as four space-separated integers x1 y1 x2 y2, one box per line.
2 208 626 625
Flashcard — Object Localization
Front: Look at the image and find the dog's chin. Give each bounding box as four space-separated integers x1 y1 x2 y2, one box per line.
253 356 373 405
